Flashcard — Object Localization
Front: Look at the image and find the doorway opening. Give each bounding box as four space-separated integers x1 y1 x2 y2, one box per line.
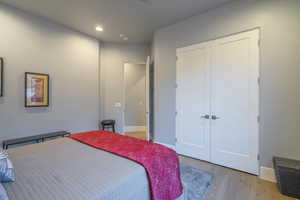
123 58 150 141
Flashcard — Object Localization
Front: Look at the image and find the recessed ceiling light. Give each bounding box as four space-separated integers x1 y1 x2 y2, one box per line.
95 26 103 32
123 37 128 41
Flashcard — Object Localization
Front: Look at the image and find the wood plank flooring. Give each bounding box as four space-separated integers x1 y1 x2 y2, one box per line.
180 156 298 200
125 131 147 140
124 132 298 200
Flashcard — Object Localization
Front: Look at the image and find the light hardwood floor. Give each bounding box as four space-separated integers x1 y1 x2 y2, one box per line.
125 131 147 140
180 156 298 200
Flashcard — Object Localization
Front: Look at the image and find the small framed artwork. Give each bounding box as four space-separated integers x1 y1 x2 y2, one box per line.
0 58 3 97
25 72 49 107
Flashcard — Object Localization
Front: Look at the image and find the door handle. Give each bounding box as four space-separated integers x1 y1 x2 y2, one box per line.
211 115 220 120
201 115 210 119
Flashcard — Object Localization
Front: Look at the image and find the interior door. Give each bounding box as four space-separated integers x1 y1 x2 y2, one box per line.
176 42 211 161
145 56 150 141
210 30 259 174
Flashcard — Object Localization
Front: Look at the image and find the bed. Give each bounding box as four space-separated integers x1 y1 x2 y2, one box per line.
3 134 185 200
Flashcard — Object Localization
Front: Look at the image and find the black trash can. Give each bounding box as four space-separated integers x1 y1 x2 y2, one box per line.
273 156 300 198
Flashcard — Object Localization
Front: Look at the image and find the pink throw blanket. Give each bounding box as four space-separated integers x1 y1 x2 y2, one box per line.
68 131 183 200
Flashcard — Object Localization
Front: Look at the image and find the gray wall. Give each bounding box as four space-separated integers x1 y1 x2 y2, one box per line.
124 63 146 126
153 0 300 167
0 4 100 140
100 42 149 133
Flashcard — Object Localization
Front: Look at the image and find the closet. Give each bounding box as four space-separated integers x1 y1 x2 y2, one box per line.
176 29 259 174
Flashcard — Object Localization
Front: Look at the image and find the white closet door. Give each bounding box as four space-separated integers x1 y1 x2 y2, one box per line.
176 42 211 161
210 30 259 174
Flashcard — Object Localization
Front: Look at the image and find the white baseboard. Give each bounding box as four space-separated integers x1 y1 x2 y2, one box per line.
124 126 146 132
154 141 176 151
154 142 275 183
260 167 276 182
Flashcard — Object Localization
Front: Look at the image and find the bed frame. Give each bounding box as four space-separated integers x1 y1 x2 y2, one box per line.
2 131 70 149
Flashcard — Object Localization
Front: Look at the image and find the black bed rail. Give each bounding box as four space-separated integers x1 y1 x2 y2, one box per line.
2 131 71 149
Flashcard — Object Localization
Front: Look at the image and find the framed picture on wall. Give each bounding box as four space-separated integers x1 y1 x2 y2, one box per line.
0 58 3 97
25 72 49 107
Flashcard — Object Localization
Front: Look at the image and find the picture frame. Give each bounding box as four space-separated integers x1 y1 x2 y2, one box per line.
0 58 3 97
25 72 49 107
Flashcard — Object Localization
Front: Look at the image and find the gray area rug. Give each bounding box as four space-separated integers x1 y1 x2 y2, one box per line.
180 164 214 200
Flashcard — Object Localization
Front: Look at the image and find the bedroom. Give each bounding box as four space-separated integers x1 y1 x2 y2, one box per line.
0 0 300 200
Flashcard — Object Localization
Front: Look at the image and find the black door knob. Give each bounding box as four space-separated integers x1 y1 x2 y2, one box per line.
201 115 210 119
211 115 220 120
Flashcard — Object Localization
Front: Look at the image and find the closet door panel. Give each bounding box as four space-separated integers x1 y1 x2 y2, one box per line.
176 43 211 161
210 30 259 174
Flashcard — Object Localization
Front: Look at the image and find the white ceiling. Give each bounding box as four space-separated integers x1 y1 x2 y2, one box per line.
0 0 234 43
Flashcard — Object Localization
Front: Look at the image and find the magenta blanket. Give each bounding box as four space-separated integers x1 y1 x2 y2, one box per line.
68 131 183 200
